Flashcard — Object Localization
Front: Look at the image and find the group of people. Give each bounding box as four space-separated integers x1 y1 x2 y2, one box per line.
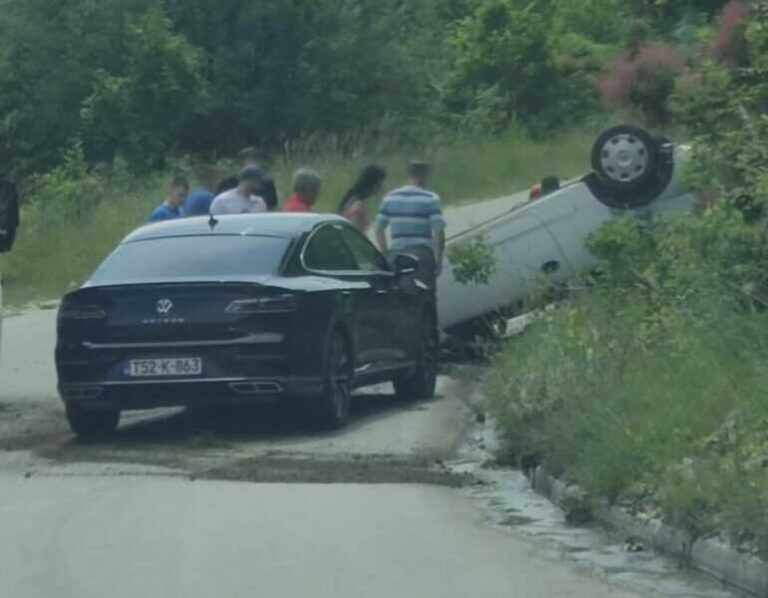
148 159 447 290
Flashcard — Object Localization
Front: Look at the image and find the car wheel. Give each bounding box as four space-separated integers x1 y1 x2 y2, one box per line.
591 125 660 196
315 331 352 429
65 404 120 440
394 311 439 402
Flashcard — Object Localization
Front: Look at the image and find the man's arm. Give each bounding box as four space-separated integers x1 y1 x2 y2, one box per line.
374 199 390 254
433 228 446 277
430 198 447 276
375 224 388 255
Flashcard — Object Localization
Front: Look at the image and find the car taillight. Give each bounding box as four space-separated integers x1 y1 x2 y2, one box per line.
58 304 107 320
225 294 297 314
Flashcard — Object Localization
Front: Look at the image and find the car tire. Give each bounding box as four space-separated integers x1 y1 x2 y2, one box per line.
591 125 660 195
315 330 352 430
394 311 439 402
65 404 120 439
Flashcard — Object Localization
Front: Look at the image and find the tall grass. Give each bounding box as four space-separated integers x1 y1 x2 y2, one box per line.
486 287 768 556
0 128 595 306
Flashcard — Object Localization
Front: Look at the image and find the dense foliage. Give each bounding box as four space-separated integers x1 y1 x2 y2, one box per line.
0 0 744 178
487 0 768 557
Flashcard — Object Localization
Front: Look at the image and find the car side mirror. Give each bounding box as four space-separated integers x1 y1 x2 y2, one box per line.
394 253 419 276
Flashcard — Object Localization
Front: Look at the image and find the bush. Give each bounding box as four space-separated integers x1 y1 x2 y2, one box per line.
598 44 686 127
447 235 497 286
487 208 768 555
443 0 569 133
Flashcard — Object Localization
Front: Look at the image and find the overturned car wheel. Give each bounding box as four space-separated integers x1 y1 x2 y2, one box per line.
589 125 675 209
592 125 659 193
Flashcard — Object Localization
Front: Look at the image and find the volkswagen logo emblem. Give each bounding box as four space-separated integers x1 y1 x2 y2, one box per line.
156 299 174 315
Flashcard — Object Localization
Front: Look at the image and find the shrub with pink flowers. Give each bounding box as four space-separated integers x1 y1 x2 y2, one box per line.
598 44 686 127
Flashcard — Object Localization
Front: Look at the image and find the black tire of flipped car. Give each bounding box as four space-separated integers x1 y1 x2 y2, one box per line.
66 404 120 440
394 310 439 402
586 134 674 209
592 125 661 194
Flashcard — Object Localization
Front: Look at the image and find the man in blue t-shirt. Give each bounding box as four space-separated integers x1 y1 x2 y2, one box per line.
375 161 446 293
148 175 189 222
184 188 215 217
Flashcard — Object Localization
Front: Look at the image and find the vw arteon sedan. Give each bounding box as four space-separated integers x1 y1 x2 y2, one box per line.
56 214 438 438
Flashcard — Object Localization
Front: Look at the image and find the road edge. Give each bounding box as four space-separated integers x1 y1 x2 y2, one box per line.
526 465 768 598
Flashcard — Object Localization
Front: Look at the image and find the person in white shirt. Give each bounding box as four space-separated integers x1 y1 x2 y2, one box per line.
209 164 268 215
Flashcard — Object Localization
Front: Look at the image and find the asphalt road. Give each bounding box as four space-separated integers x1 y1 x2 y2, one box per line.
0 193 643 598
0 309 639 598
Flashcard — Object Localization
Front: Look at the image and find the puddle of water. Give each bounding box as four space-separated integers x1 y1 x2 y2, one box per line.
449 423 746 598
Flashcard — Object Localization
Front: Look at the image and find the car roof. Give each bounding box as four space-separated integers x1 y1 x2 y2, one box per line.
123 213 346 243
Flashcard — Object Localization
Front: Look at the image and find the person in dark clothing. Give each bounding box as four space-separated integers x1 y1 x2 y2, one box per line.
184 189 215 217
259 172 278 211
337 165 387 233
541 175 561 196
0 179 20 253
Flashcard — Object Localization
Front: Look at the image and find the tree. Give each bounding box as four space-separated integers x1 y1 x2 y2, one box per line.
80 7 206 168
443 0 569 132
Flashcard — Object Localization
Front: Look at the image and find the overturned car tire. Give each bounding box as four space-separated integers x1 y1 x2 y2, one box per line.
589 125 675 209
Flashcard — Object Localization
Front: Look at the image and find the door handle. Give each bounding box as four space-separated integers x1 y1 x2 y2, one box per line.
376 290 389 295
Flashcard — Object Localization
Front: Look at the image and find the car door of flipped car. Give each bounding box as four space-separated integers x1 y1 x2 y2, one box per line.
302 223 385 373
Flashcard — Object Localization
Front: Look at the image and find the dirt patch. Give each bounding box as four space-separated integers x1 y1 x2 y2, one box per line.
203 453 470 486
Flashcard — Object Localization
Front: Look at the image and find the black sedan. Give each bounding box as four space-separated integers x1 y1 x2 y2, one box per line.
56 214 439 438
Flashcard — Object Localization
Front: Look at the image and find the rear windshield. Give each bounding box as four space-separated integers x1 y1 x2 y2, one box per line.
90 235 290 283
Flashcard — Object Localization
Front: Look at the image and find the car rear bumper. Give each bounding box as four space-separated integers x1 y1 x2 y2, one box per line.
59 376 324 411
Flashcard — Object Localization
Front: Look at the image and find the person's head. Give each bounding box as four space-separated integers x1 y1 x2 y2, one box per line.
238 164 264 196
541 175 560 196
293 168 322 206
168 175 189 207
408 161 431 188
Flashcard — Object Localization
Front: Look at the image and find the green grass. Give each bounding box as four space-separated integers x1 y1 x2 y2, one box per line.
0 128 595 306
486 288 768 557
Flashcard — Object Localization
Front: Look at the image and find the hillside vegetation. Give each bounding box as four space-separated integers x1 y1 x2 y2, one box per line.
487 0 768 558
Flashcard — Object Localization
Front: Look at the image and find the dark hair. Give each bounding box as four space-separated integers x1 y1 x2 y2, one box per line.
541 175 560 195
171 174 189 189
337 165 387 214
260 175 278 211
215 176 239 196
239 163 264 182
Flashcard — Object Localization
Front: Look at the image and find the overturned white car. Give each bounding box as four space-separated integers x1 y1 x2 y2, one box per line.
438 125 696 331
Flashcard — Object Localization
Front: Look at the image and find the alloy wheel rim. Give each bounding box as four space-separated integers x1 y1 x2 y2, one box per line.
600 134 649 183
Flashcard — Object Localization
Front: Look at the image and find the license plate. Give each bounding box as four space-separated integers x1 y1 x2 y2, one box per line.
128 358 202 378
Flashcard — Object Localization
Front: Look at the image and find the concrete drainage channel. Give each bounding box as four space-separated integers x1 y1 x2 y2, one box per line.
449 409 758 598
528 466 768 598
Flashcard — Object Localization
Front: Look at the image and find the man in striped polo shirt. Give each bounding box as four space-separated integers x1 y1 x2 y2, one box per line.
374 161 446 294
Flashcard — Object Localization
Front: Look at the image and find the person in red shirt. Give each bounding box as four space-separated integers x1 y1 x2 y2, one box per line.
282 169 322 213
